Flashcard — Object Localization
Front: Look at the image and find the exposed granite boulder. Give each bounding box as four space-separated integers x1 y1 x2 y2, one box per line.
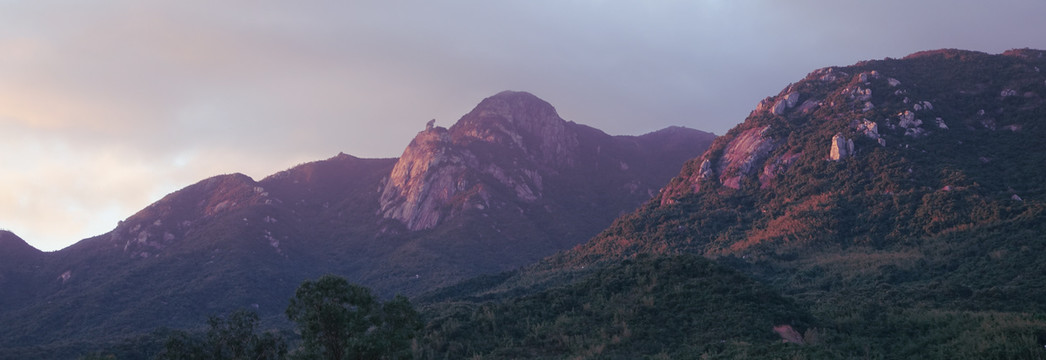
772 92 802 115
698 158 714 180
659 126 777 204
898 110 926 137
718 126 777 189
756 90 803 116
816 67 848 82
797 99 821 114
935 117 949 129
829 133 855 161
857 119 886 146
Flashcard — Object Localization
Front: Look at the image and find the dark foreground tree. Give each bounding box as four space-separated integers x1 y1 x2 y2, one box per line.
155 309 287 360
286 275 421 360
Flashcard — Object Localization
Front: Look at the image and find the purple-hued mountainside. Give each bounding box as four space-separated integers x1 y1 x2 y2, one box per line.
0 91 714 349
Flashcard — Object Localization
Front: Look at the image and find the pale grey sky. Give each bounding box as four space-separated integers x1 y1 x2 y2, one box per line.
3 0 1045 251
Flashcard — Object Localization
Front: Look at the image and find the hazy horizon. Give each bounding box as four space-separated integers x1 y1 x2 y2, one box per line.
3 1 1046 251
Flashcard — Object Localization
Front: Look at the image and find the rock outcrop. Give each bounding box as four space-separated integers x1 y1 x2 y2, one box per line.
379 127 475 230
898 110 925 137
660 126 777 204
771 92 802 115
718 126 777 189
857 119 886 146
378 91 571 231
757 91 802 116
829 133 855 161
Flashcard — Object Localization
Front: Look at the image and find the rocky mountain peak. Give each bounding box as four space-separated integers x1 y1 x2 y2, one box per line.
453 90 579 167
467 90 560 128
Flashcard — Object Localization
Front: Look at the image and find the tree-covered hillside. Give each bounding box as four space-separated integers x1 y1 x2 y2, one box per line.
418 254 812 359
425 49 1046 359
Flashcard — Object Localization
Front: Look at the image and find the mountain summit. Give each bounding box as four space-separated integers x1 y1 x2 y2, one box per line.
381 91 583 231
457 90 580 166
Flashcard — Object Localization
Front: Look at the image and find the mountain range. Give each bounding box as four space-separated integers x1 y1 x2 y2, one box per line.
0 91 714 353
4 48 1046 359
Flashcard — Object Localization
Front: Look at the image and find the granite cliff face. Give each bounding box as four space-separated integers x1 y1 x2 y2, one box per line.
378 92 561 231
380 91 703 233
379 127 472 231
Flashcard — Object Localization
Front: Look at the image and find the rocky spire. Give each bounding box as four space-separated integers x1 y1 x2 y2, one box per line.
378 125 471 231
829 133 854 161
